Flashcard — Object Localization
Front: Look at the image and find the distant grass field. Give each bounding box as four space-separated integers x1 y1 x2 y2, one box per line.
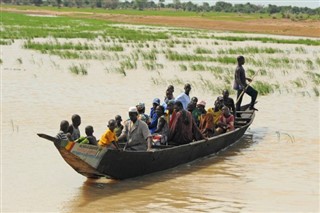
3 5 319 21
1 12 168 41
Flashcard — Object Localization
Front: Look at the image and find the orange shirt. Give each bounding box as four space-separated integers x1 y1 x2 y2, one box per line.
98 129 118 147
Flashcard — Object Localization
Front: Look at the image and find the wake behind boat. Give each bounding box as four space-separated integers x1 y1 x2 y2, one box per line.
37 104 255 180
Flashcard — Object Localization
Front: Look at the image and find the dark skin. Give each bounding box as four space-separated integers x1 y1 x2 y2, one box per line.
167 85 174 93
115 115 122 127
196 104 206 114
60 120 69 133
152 103 159 111
165 90 174 101
237 57 252 89
118 112 152 151
191 97 198 105
214 99 223 112
216 107 234 135
71 114 81 128
222 90 235 116
85 126 94 136
187 102 195 112
184 84 191 96
166 103 174 114
108 120 120 150
174 102 182 112
222 90 229 100
154 106 165 133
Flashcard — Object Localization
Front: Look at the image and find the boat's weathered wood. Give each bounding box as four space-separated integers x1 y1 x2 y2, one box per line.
37 133 105 178
236 111 254 114
37 133 59 143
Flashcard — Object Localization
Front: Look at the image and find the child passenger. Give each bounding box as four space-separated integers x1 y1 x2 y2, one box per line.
85 125 97 145
98 119 120 150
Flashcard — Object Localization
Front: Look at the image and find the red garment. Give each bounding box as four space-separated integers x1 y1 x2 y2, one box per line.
219 114 235 131
199 113 215 137
169 110 204 145
169 111 176 128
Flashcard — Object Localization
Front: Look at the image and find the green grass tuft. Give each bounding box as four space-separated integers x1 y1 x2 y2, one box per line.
252 81 273 95
69 64 88 75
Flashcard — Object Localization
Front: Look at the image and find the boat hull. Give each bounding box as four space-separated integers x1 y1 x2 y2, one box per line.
38 105 254 179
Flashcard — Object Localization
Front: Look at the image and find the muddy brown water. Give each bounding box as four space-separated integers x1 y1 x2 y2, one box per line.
1 35 319 212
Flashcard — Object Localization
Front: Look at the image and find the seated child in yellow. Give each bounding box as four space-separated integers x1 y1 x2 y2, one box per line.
98 119 119 150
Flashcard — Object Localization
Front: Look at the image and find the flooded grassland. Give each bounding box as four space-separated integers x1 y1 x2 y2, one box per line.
1 12 319 212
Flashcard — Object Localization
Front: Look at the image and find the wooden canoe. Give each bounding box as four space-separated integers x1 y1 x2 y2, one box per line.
37 104 255 179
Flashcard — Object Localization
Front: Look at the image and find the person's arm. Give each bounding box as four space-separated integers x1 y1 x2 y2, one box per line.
117 124 127 142
246 77 252 82
154 117 165 133
146 136 153 151
217 116 227 129
148 114 158 129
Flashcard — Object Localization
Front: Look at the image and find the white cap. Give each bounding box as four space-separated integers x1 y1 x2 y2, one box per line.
128 106 138 113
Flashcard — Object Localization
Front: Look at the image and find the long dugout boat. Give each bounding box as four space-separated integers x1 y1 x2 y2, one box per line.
37 104 255 179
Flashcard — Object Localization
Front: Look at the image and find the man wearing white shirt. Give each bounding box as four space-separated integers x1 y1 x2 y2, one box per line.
175 83 191 110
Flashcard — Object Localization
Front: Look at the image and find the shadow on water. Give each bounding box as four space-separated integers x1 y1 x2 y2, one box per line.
68 127 268 210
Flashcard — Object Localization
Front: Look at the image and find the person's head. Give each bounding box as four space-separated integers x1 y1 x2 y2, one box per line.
152 98 160 109
108 119 116 131
237 55 245 65
85 125 94 136
187 102 195 112
196 100 206 113
214 97 224 111
222 89 229 99
174 101 183 112
184 83 191 95
155 105 165 117
71 114 81 127
166 100 175 113
136 103 145 114
191 96 198 105
165 90 174 101
128 107 138 122
67 125 73 134
115 115 122 125
167 85 174 93
60 120 69 133
222 106 230 116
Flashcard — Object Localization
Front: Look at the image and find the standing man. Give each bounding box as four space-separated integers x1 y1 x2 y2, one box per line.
234 56 258 113
175 83 192 110
118 107 153 151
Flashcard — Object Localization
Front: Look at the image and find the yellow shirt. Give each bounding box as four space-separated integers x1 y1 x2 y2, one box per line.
98 129 118 147
207 108 222 125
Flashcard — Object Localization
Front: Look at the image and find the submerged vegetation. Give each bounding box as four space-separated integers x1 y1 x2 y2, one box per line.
69 64 88 75
1 11 320 97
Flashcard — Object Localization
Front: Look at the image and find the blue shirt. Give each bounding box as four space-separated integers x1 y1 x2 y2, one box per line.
148 113 159 134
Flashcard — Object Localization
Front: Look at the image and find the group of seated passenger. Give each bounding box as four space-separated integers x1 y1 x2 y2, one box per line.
56 84 237 152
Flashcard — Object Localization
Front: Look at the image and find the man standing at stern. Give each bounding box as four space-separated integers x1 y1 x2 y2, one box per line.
234 56 258 114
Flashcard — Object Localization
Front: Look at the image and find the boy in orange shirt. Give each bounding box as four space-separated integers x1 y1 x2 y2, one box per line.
98 119 120 150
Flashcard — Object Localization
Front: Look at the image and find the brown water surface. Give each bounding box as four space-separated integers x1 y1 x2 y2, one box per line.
1 37 319 212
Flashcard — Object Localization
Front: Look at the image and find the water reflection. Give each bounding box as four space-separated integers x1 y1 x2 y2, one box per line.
66 133 259 212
